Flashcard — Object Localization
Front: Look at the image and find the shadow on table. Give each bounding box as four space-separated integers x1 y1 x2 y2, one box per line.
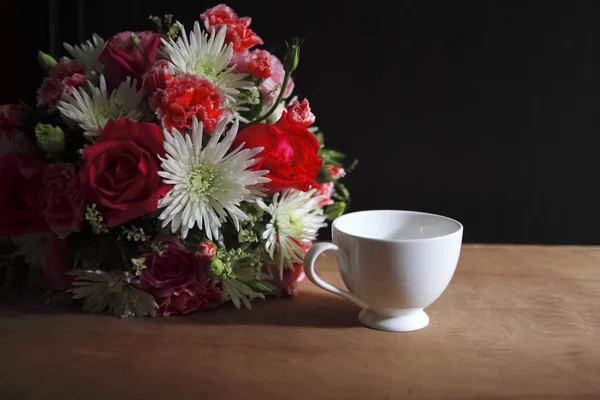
0 290 361 328
164 290 361 328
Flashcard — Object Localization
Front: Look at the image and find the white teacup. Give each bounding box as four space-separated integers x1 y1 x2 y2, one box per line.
303 210 463 332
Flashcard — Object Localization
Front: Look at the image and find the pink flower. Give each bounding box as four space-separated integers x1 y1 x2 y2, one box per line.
150 74 227 134
139 236 203 298
41 163 84 239
200 4 263 53
197 242 216 261
248 50 294 105
36 60 87 110
287 99 315 127
41 237 75 291
248 56 272 80
158 281 223 316
99 31 162 92
327 165 346 180
314 182 334 207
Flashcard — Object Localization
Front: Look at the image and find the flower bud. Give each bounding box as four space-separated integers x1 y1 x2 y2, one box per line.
35 123 65 153
38 51 57 72
198 242 216 261
283 38 304 73
209 258 224 276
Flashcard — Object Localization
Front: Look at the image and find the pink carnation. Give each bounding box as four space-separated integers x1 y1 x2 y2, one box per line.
315 182 334 207
287 99 315 127
0 105 36 157
327 165 346 180
41 163 85 239
248 50 294 105
37 60 87 110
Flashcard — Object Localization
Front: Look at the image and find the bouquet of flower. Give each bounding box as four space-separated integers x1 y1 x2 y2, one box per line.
0 4 355 317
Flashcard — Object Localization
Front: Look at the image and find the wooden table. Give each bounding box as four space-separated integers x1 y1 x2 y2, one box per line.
1 245 599 399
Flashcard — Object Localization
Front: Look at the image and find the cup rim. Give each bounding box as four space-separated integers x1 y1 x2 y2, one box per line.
332 209 463 243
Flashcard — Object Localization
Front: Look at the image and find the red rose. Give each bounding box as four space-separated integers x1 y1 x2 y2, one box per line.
142 60 174 93
201 4 263 52
139 236 202 298
248 56 272 80
98 31 162 92
79 118 170 228
158 281 223 316
197 242 216 261
287 99 315 127
41 163 85 239
36 60 87 110
150 74 227 134
41 237 76 291
0 153 47 237
233 112 322 193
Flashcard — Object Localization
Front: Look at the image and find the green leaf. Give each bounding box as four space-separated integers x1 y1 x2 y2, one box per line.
315 132 325 147
326 202 347 220
333 181 351 202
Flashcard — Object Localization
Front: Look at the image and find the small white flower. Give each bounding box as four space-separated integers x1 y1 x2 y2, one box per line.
158 115 270 240
258 189 328 277
63 34 105 74
57 75 146 141
162 21 251 105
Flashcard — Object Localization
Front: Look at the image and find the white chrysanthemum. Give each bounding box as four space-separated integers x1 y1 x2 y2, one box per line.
162 21 251 104
57 75 146 141
64 34 105 73
258 189 328 277
158 115 270 240
11 233 54 267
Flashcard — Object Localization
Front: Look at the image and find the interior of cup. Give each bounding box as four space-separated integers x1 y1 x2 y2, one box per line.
333 210 462 241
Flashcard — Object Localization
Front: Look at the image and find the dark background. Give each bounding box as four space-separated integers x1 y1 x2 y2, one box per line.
2 0 598 244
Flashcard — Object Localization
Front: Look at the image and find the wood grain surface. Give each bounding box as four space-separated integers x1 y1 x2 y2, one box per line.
1 245 599 400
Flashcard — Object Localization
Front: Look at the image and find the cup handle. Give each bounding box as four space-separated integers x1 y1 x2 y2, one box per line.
303 242 369 309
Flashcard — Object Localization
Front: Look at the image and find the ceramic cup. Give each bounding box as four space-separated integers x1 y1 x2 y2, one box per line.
303 210 463 332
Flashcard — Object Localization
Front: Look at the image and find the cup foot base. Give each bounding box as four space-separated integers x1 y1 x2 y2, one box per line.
358 309 429 332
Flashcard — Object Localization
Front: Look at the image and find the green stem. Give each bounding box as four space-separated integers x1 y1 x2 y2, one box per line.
241 69 292 129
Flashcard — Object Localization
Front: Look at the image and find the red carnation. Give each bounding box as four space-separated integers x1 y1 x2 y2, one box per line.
150 74 227 134
37 60 87 110
233 112 322 193
142 60 175 93
248 56 272 80
287 99 315 127
201 4 263 52
158 282 223 316
41 163 85 239
79 119 170 228
0 153 47 237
